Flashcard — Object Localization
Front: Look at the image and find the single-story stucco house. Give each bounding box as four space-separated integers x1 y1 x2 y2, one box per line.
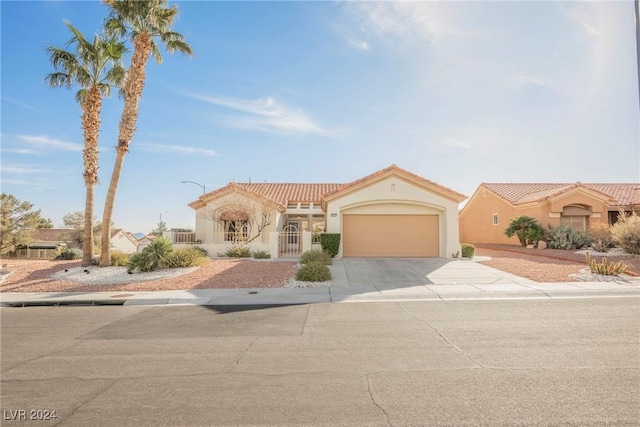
6 228 69 259
459 182 640 245
171 165 467 258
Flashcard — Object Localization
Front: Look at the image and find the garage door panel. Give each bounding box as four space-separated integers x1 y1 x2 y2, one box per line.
343 214 439 257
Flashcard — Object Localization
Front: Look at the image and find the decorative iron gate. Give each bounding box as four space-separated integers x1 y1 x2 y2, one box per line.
279 224 302 257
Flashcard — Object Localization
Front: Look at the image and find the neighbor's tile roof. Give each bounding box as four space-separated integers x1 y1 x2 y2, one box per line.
33 228 71 242
483 183 640 206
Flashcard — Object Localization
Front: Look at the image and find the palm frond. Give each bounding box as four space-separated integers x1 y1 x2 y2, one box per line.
44 72 73 89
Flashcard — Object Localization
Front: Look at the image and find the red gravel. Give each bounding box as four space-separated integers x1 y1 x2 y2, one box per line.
475 244 639 282
1 259 297 293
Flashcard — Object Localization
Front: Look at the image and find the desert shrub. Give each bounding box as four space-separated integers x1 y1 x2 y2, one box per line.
545 224 588 250
319 233 341 258
54 246 81 260
127 237 173 272
110 250 130 267
225 245 252 258
461 243 475 258
504 216 544 247
169 247 208 268
611 211 640 255
585 253 629 276
252 250 271 259
299 249 332 265
127 252 153 273
587 223 614 253
296 261 332 282
190 246 209 257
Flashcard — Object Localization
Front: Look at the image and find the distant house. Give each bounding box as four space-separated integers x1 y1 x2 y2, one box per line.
8 228 70 259
136 234 155 252
459 183 640 245
170 165 467 258
110 229 140 254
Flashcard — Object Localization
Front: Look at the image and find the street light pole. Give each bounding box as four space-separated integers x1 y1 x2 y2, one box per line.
181 180 206 194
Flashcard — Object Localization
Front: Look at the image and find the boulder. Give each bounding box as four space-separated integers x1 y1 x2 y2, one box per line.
537 241 547 250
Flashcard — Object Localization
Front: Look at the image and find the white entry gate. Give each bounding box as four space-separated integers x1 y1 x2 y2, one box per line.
279 224 302 257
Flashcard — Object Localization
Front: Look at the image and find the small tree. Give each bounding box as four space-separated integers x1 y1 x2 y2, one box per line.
203 194 279 244
151 221 168 237
504 216 544 247
0 194 48 255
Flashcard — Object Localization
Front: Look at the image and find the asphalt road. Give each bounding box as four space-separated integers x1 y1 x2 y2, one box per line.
1 298 639 426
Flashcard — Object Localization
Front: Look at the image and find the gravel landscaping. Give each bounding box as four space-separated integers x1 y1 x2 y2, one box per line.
1 245 637 292
475 244 639 282
0 258 297 293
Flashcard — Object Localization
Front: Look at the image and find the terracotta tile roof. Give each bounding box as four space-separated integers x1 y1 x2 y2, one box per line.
194 165 466 208
483 183 640 206
235 183 343 205
33 228 71 242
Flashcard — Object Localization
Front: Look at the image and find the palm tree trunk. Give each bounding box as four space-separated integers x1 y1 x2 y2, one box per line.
82 185 95 266
100 148 126 266
100 33 152 266
81 86 101 267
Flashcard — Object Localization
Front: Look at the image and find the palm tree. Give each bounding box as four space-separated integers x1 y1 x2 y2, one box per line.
100 0 193 266
45 22 125 267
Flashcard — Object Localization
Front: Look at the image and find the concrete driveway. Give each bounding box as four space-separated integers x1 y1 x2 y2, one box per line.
332 258 536 288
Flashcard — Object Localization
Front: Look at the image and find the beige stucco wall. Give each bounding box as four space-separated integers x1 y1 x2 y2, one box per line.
460 188 612 245
325 176 461 258
459 190 520 245
110 232 138 254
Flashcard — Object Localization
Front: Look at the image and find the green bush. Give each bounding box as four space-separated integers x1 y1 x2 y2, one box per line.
54 246 81 260
127 237 173 272
169 247 208 268
504 216 544 247
127 252 153 273
461 243 475 258
611 211 640 255
546 224 588 250
299 249 332 265
225 245 252 258
110 250 130 267
319 233 341 258
252 250 271 259
296 261 332 282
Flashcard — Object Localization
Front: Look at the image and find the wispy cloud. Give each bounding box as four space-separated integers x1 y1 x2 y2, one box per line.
345 37 370 51
2 97 47 115
444 138 471 150
518 75 545 87
138 143 216 157
2 164 50 174
338 2 463 47
15 135 82 152
1 148 42 155
184 92 334 136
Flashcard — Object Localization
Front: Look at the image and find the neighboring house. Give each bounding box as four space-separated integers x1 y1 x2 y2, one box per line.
173 165 467 258
8 228 70 259
459 183 640 245
110 229 140 254
136 234 155 252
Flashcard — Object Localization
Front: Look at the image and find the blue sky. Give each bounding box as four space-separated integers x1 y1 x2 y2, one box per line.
2 1 639 234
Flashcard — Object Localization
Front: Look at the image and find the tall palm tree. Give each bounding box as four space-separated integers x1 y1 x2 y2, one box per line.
46 22 125 267
100 0 193 266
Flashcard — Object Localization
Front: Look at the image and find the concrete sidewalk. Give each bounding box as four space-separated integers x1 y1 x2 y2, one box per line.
1 259 638 307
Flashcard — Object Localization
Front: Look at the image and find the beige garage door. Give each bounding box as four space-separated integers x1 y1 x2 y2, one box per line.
343 214 439 257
